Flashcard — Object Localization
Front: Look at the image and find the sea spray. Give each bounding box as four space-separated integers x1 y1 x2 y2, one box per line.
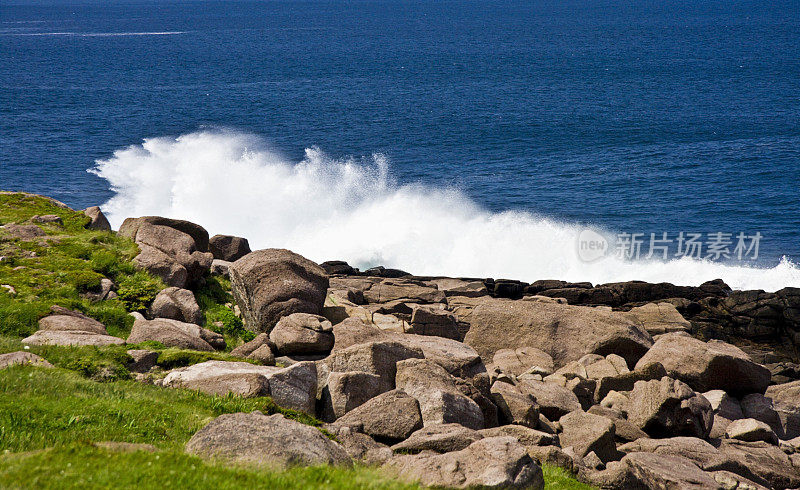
91 130 800 292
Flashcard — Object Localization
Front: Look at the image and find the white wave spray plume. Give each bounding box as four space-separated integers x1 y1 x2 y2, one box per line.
91 130 800 292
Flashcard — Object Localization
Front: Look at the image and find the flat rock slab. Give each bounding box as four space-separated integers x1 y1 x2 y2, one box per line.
451 296 652 369
186 412 350 468
0 351 53 369
22 330 125 347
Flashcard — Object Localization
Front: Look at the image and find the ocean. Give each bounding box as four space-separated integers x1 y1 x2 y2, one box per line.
2 0 799 290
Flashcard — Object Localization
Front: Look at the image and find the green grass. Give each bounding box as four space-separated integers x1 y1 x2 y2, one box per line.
543 464 594 490
0 366 323 453
0 444 420 490
195 275 256 346
0 193 163 338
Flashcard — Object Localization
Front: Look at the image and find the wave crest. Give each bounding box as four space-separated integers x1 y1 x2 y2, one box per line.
90 130 800 292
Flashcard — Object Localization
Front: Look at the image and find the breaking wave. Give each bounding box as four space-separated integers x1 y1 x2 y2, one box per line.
90 130 800 292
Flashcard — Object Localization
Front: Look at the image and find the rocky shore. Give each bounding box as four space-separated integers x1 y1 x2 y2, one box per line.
1 192 799 489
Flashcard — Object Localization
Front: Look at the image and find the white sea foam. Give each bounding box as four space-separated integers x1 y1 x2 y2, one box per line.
90 130 800 292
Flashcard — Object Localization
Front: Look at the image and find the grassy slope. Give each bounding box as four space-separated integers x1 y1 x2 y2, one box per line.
0 192 590 489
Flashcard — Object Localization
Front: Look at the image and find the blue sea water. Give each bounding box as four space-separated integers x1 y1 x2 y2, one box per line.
1 0 799 288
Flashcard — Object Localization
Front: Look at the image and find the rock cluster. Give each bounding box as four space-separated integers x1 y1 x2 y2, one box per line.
9 210 800 489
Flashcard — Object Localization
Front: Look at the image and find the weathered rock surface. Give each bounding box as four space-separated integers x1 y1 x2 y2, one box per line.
704 389 745 439
324 371 384 420
490 381 539 428
764 380 800 439
624 302 691 335
635 333 771 396
22 307 124 346
269 313 333 354
0 351 53 369
334 390 423 442
479 425 557 448
407 305 460 340
326 426 392 465
149 287 203 325
492 347 555 377
229 249 329 333
627 376 713 438
83 206 111 231
518 379 582 420
391 424 483 454
22 330 126 347
37 307 109 335
725 418 779 444
120 217 213 288
185 412 350 467
324 340 423 392
126 349 159 373
717 439 800 489
208 234 251 262
559 410 618 463
386 436 544 489
452 296 652 369
617 436 763 484
163 360 316 414
395 358 484 429
127 318 223 351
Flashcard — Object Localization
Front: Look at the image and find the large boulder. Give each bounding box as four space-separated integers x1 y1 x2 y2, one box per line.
127 318 223 351
451 296 652 369
764 380 800 439
324 371 384 420
490 381 539 428
185 412 350 467
492 347 554 377
22 330 125 347
395 358 484 430
558 410 618 463
627 376 713 438
269 313 333 355
623 302 691 335
726 418 779 445
149 287 203 325
22 307 124 346
120 217 213 288
517 378 582 420
324 340 423 392
407 305 460 340
229 249 329 333
37 307 108 335
635 333 770 396
717 439 800 489
386 436 544 489
611 452 724 489
208 234 251 262
334 390 423 442
617 437 763 483
119 216 210 252
162 360 316 414
391 424 483 454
